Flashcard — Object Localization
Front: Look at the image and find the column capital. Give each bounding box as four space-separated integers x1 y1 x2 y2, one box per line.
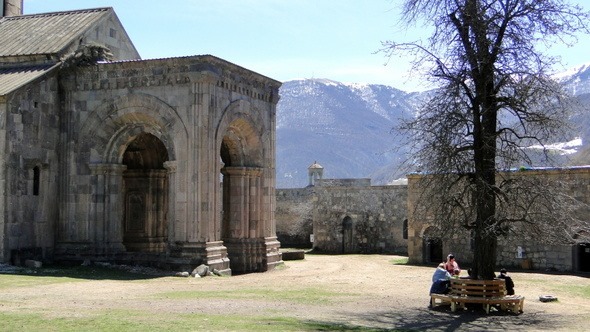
163 160 178 173
89 163 127 175
221 166 263 177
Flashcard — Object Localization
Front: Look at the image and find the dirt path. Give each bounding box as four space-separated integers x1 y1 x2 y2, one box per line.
1 254 589 331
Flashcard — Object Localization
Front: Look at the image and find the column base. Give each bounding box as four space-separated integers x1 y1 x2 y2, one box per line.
264 236 283 271
224 237 283 274
168 241 231 274
204 241 231 275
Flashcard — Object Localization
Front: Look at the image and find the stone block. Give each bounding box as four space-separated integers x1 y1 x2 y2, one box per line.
24 259 42 268
281 250 305 261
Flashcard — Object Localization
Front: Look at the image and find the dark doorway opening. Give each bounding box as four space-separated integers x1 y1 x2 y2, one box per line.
342 216 353 254
425 237 443 264
577 243 590 272
122 133 169 252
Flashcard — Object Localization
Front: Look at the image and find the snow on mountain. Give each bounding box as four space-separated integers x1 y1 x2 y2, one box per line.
556 62 590 96
527 137 583 155
276 64 590 189
276 79 416 188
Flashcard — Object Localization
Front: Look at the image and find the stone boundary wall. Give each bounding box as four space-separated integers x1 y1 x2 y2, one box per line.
275 188 314 248
407 167 590 272
316 178 371 187
276 181 408 254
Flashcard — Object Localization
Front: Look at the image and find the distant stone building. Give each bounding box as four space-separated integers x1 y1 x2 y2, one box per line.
0 1 282 274
307 161 324 186
407 168 590 272
276 173 408 254
278 162 590 272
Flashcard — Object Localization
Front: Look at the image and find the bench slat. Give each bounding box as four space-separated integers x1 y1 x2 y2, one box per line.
429 278 524 314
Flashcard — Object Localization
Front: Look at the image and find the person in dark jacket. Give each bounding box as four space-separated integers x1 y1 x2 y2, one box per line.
498 268 515 295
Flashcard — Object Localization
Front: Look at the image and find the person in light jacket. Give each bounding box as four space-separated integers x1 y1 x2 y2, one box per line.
430 263 451 295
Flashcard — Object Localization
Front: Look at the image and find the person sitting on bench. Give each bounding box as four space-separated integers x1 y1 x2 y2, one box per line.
430 263 452 294
498 268 515 295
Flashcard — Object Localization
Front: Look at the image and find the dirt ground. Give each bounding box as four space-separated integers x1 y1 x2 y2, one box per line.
1 253 590 331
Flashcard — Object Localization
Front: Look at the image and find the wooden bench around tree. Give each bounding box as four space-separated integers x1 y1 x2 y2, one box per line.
430 278 524 314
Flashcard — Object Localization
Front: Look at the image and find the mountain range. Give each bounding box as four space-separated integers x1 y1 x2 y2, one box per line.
276 64 590 188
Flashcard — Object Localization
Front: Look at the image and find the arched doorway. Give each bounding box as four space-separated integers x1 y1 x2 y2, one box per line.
342 216 353 254
423 227 443 264
122 133 169 252
576 243 590 272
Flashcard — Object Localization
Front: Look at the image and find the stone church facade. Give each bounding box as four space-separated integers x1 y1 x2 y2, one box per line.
0 1 282 274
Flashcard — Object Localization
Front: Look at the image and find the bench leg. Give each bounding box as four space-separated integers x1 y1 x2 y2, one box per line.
498 300 524 314
451 301 457 312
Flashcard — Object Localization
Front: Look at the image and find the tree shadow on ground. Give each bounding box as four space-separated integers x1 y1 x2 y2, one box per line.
301 306 566 331
0 264 171 281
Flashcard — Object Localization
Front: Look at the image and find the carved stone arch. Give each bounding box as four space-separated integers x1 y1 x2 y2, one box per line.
216 99 270 274
104 123 175 165
216 99 265 167
419 224 433 238
80 92 187 163
76 93 187 257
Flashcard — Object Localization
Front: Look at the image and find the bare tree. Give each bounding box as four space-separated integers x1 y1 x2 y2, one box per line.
384 0 590 279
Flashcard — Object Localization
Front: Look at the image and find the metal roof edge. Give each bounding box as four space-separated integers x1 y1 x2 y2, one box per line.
9 7 112 20
0 63 61 97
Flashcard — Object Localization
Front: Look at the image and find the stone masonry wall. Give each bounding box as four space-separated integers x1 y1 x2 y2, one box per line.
407 168 590 272
313 183 408 254
275 188 314 248
1 72 60 263
276 180 408 254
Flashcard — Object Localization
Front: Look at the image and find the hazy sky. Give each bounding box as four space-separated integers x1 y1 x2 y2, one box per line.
24 0 590 92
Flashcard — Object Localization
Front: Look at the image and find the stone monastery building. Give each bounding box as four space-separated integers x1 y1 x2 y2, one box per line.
0 1 282 274
4 0 589 276
276 163 590 273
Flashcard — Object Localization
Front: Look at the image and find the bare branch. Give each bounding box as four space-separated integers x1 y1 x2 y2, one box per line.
386 0 590 279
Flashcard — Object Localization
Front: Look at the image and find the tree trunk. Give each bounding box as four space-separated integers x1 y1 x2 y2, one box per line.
473 224 498 279
473 93 499 279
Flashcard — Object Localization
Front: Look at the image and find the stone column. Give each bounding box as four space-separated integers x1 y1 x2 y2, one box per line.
221 167 263 238
89 164 126 253
248 169 262 238
221 166 265 273
163 161 177 242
